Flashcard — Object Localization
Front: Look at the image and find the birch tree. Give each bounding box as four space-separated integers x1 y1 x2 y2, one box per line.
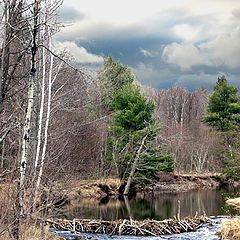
19 0 40 201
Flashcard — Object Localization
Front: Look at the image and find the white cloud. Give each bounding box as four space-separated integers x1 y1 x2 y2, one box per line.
53 41 103 64
140 48 154 57
162 27 240 70
55 0 240 51
200 28 240 69
172 24 202 42
62 0 187 25
162 43 207 70
55 0 240 90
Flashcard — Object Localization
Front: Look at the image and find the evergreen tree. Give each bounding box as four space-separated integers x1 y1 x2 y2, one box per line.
108 83 173 186
101 57 173 191
204 76 240 131
204 76 240 180
100 56 135 111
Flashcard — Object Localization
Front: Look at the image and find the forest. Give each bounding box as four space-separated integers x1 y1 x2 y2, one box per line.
0 1 240 240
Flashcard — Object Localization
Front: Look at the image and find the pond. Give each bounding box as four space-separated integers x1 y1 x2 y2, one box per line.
55 187 239 221
52 187 239 239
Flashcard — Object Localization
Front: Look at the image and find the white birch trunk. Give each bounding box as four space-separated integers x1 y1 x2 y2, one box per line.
34 34 63 198
0 1 8 107
34 22 46 170
19 1 40 222
34 42 54 200
124 135 147 196
20 74 34 189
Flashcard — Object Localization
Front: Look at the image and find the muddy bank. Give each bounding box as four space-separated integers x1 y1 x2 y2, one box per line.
45 174 240 208
147 173 221 194
50 179 121 204
49 174 223 205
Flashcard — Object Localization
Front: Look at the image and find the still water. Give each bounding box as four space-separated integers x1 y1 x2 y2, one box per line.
56 188 239 221
53 188 239 240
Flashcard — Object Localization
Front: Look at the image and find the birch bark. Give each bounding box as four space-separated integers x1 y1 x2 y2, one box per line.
19 0 40 214
124 135 147 196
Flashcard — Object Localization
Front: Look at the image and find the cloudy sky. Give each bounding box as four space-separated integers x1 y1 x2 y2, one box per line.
54 0 240 91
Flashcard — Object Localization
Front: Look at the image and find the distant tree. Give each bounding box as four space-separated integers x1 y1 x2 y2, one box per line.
145 86 219 173
204 76 240 131
204 76 240 180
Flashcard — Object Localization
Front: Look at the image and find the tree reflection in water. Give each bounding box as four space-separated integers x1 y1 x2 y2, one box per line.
56 188 239 221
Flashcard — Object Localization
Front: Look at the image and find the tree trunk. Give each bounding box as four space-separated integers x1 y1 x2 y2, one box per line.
17 1 39 238
34 32 64 203
123 135 147 196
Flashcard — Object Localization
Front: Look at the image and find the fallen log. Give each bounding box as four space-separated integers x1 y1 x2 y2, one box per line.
45 216 210 236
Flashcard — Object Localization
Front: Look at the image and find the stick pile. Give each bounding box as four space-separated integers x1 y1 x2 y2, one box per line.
46 216 209 236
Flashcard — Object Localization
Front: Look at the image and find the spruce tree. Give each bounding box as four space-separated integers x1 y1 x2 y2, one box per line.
101 58 173 188
204 76 240 131
204 76 240 180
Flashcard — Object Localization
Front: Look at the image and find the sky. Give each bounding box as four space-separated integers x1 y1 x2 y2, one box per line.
54 0 240 91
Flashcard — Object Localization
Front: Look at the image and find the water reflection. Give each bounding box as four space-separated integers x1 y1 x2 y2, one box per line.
56 188 239 221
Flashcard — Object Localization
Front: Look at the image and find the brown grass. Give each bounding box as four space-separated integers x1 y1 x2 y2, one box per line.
0 226 63 240
226 198 240 211
219 218 240 240
57 178 121 199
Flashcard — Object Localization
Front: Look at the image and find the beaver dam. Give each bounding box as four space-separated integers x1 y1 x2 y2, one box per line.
46 216 210 236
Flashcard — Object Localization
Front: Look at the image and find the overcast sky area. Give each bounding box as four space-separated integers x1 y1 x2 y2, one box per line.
54 0 240 91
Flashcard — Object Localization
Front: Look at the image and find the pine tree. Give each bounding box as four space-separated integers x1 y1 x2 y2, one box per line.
204 76 240 131
100 56 135 111
108 82 173 190
204 76 240 180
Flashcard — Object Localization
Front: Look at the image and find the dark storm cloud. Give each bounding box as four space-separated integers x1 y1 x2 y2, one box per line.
77 36 174 65
76 34 240 91
56 1 240 91
58 6 85 22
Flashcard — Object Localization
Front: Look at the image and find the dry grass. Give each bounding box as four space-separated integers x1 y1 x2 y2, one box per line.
219 198 240 240
0 226 63 240
65 178 121 188
219 218 240 240
226 198 240 211
57 178 121 199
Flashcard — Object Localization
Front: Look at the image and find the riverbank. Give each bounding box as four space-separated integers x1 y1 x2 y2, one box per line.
55 173 224 203
146 172 221 193
0 225 63 240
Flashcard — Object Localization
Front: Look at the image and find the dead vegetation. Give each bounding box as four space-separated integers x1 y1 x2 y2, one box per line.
0 226 63 240
219 198 240 240
55 178 121 200
219 218 240 240
226 198 240 211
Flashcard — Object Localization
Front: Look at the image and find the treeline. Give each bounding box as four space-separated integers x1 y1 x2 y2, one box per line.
145 86 220 173
1 54 237 183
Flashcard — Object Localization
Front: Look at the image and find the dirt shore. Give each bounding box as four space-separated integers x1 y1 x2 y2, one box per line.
148 172 221 194
51 173 223 204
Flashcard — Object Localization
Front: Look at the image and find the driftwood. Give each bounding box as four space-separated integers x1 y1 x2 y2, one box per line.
45 216 209 236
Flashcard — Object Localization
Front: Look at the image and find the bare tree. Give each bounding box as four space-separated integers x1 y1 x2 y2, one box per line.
145 86 220 173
